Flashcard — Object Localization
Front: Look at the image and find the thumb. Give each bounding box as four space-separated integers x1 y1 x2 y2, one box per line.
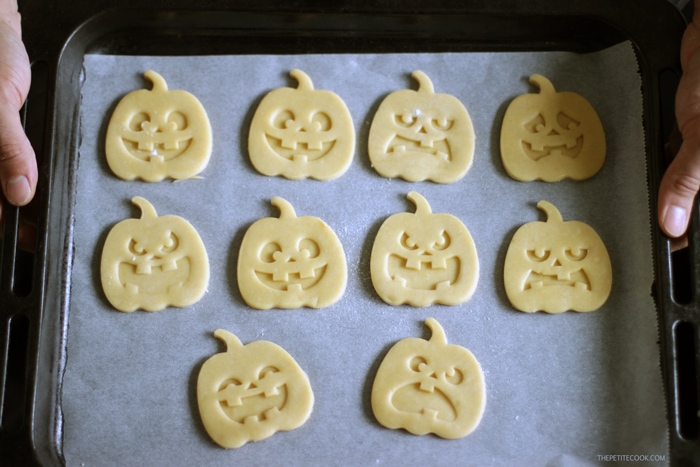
658 134 700 238
0 101 36 206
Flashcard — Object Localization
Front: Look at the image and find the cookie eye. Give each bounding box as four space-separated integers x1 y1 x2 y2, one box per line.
128 238 146 255
431 231 451 251
260 242 282 263
395 110 419 127
400 232 419 250
431 117 454 131
409 356 428 372
445 367 463 385
526 249 550 262
565 248 587 261
258 366 280 380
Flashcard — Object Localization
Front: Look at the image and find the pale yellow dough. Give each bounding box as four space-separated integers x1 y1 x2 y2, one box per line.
500 74 605 182
197 329 314 449
248 69 355 181
503 200 612 313
368 70 475 183
237 197 347 309
370 191 478 307
105 70 212 182
371 318 485 439
100 197 209 312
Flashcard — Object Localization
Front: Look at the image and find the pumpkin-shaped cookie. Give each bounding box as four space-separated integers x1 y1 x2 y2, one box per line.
500 74 605 182
248 69 355 180
503 201 612 313
368 70 475 183
197 329 314 449
370 191 478 307
105 70 212 181
372 318 485 439
237 197 347 309
100 196 209 312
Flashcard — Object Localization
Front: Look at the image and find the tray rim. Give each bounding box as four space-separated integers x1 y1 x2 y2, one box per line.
3 1 686 465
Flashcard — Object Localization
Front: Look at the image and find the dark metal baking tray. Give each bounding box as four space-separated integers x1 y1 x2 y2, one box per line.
0 0 688 465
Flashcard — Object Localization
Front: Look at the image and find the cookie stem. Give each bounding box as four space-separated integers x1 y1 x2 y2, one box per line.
271 197 297 219
144 70 168 92
407 191 433 215
426 318 447 345
537 200 563 223
214 329 243 351
131 196 158 219
529 74 555 96
290 69 314 91
412 70 434 94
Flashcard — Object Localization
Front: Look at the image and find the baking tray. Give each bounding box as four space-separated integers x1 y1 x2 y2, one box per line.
0 0 689 465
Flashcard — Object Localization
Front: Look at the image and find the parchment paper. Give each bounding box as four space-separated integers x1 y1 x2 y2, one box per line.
63 42 667 466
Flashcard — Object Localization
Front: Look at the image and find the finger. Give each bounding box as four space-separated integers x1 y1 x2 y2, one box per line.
658 136 700 238
0 105 35 206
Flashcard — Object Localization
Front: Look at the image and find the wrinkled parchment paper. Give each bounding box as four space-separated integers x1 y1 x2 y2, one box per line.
63 43 667 466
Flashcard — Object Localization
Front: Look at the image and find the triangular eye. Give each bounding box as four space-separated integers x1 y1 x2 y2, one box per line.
158 232 179 254
523 113 546 133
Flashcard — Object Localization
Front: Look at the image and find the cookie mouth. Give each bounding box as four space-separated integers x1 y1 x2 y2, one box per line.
387 255 460 291
264 135 336 162
524 269 590 291
218 384 288 424
386 135 451 161
521 135 584 161
255 265 327 292
391 382 457 422
118 257 191 294
120 132 194 162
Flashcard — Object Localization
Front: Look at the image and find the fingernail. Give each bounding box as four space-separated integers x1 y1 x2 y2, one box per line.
6 175 31 206
664 205 688 237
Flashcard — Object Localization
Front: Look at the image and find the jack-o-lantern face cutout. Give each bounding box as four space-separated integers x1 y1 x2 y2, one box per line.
370 191 478 307
248 69 355 181
500 74 605 182
105 70 212 182
368 70 475 184
372 318 485 439
197 329 314 449
504 201 612 313
237 197 347 309
100 196 209 312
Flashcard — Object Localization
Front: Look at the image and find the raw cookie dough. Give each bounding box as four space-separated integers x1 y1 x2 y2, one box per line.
248 69 355 180
197 329 314 449
500 74 605 182
371 318 486 439
105 70 212 182
237 197 347 309
370 191 478 307
100 196 209 312
368 70 475 183
503 200 612 313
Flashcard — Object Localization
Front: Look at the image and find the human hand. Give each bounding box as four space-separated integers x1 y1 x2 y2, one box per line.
658 0 700 246
0 1 36 246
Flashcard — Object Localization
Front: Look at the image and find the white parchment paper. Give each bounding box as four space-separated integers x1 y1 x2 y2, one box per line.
63 43 667 466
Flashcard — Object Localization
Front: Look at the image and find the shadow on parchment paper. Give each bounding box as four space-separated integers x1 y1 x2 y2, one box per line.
359 92 390 176
237 89 267 176
358 216 389 304
360 340 396 427
493 223 523 311
489 86 517 180
226 221 253 307
188 351 220 447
